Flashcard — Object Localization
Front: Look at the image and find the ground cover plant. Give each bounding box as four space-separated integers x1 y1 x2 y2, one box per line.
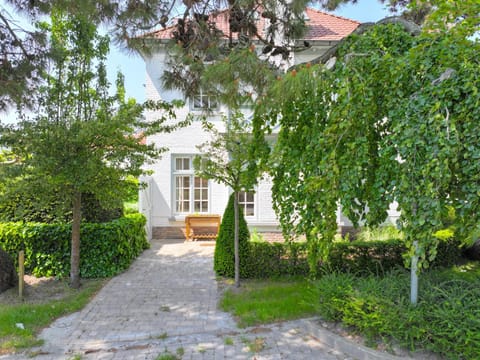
0 278 105 354
221 261 480 359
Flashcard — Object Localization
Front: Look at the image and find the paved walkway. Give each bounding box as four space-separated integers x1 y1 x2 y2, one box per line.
2 239 407 360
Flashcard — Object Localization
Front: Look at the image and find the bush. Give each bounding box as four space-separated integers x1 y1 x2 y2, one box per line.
314 266 480 359
246 242 309 278
0 213 149 278
328 240 405 275
81 192 123 223
242 238 463 278
214 193 250 278
0 191 123 224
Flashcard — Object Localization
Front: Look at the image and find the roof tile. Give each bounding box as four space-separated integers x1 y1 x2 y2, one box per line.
146 7 359 42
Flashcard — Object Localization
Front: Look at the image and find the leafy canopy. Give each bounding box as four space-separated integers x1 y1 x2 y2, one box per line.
256 0 480 274
0 11 185 287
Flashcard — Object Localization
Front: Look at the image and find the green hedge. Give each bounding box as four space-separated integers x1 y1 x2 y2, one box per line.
242 238 463 278
0 213 149 278
0 191 123 224
245 242 309 278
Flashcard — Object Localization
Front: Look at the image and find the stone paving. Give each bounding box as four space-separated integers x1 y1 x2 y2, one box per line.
0 239 400 360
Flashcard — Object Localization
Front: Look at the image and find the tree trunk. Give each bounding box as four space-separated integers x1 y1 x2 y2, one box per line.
234 191 240 288
411 240 419 305
70 191 82 289
410 203 419 305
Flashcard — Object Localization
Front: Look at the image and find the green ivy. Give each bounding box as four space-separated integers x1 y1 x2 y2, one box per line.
0 213 148 278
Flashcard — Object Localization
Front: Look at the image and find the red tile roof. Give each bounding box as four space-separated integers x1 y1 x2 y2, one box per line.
145 7 359 42
303 8 360 41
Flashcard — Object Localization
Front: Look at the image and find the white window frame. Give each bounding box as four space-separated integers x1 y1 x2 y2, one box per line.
190 89 219 111
172 155 210 215
237 190 256 219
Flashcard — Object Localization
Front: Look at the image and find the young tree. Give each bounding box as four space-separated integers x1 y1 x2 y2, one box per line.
193 112 267 287
0 12 185 288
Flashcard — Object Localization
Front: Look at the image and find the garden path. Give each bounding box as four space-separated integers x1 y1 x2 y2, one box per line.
2 239 404 359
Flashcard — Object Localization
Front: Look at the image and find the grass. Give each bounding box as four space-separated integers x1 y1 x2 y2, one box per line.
352 225 404 242
0 279 105 355
242 336 266 353
220 279 318 327
155 352 180 360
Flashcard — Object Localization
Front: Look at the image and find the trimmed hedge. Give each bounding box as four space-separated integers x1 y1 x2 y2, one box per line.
214 193 251 278
243 238 463 279
0 191 123 224
0 213 149 278
245 242 309 278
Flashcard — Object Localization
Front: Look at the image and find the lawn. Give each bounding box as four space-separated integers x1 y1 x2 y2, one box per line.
221 278 319 327
0 278 105 354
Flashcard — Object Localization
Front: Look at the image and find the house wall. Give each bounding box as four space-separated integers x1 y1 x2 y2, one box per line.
142 49 283 238
141 45 401 240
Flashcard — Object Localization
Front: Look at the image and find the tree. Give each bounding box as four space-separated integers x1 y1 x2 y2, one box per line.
3 0 442 111
255 0 480 301
193 112 267 287
0 1 47 110
0 12 185 288
214 193 251 279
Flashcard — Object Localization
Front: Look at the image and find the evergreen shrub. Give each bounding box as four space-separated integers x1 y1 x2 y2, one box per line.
0 191 123 223
214 193 250 278
0 213 148 278
242 238 463 278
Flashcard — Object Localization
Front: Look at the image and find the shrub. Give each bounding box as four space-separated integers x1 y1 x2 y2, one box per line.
0 191 123 224
214 193 250 278
313 265 480 358
246 242 309 278
242 238 463 279
0 213 149 278
328 240 405 275
81 193 124 223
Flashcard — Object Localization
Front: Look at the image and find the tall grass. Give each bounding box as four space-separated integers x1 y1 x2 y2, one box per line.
314 262 480 359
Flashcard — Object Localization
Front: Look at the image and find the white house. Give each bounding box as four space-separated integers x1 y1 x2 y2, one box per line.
138 8 383 241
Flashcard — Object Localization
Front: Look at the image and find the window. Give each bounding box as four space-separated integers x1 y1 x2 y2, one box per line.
191 89 218 110
173 156 209 214
238 191 255 217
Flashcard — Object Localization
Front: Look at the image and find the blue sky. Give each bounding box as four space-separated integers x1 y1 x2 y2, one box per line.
110 0 393 103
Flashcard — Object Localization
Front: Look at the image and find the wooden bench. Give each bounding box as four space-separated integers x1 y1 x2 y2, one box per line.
185 214 221 241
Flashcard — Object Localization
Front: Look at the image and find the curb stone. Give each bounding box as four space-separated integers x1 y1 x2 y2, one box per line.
303 318 414 360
